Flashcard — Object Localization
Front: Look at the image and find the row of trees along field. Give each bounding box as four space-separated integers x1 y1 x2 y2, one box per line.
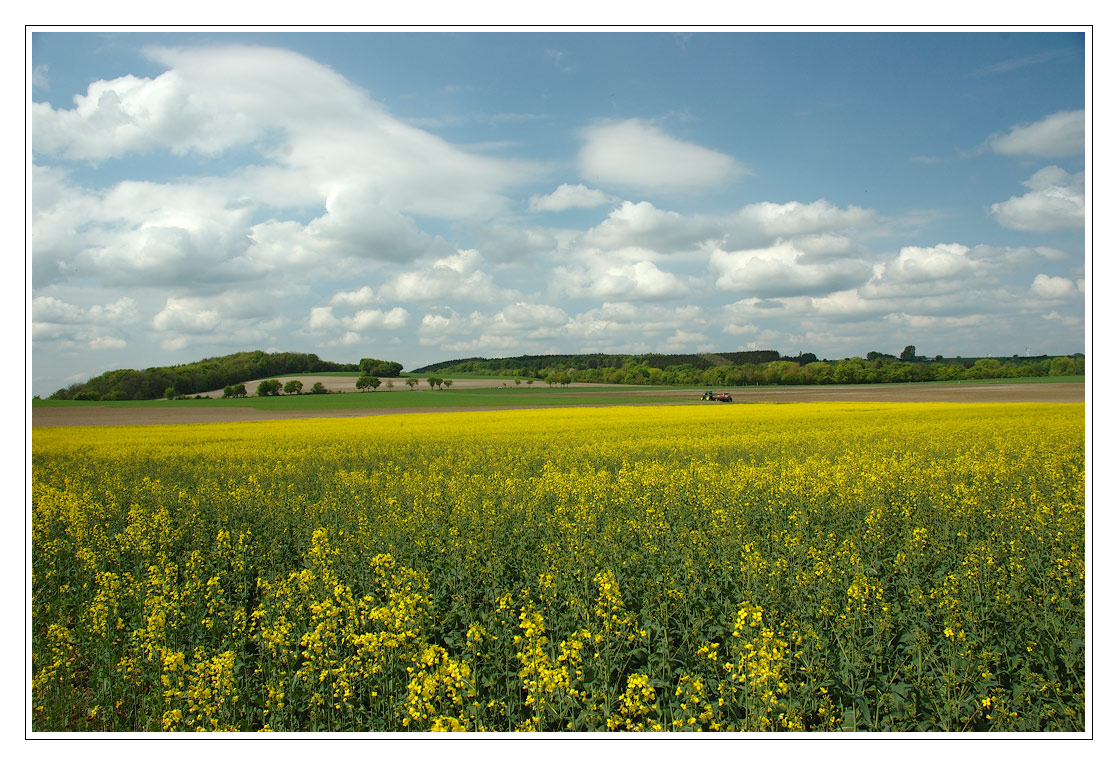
419 349 1085 387
48 352 403 401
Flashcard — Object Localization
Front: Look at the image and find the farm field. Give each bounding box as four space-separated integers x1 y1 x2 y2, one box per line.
30 402 1085 733
31 379 1084 427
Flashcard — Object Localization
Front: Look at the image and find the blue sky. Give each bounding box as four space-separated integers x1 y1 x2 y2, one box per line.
29 29 1088 395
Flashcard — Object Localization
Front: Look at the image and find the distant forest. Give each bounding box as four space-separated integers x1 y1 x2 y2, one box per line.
413 350 1086 387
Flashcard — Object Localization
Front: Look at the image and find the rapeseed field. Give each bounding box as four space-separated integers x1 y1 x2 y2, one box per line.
31 403 1085 733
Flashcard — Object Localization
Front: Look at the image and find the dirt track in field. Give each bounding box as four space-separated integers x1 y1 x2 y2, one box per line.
31 382 1085 428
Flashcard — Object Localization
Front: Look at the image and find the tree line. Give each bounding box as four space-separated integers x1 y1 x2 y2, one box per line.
410 350 791 376
416 350 1085 387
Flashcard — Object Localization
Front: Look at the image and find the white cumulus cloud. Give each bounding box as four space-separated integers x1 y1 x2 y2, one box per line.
309 305 409 332
1030 273 1080 299
582 201 717 254
553 258 691 301
529 183 613 212
988 110 1085 157
735 200 877 240
378 250 519 305
709 241 872 298
578 119 745 194
32 296 139 347
418 302 571 352
990 166 1084 232
329 286 379 307
885 243 976 284
152 297 222 333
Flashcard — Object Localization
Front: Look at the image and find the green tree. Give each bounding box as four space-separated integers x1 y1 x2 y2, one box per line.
969 358 1005 379
283 380 304 395
359 358 404 377
405 377 419 390
427 376 443 390
310 382 328 394
442 379 453 390
833 358 866 385
1048 356 1077 376
884 362 915 383
256 379 282 396
802 361 834 384
900 345 917 361
164 386 177 400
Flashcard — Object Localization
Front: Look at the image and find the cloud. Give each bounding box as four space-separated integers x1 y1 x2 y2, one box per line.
529 184 613 212
791 234 861 262
1030 273 1080 299
553 258 692 302
300 184 443 263
32 42 554 324
32 296 138 339
419 302 571 352
570 198 875 264
987 110 1084 157
32 295 139 351
734 200 877 240
990 166 1085 231
967 48 1078 78
32 165 104 287
33 44 536 236
378 250 519 304
493 302 570 331
32 63 49 90
89 336 127 350
582 201 717 254
578 119 745 194
545 48 574 73
883 243 975 285
308 305 409 332
709 241 872 298
352 308 409 331
146 290 302 351
152 297 222 333
477 224 559 264
571 302 706 342
329 286 379 307
863 243 1067 304
32 296 91 325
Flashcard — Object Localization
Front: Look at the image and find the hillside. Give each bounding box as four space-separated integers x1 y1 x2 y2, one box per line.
410 351 788 376
47 350 367 401
409 350 1084 387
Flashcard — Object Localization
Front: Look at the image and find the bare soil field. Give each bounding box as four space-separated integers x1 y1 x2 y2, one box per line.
32 382 1084 428
629 381 1087 404
196 376 606 397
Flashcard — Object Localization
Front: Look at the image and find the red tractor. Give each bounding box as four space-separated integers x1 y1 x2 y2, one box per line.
701 390 733 402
